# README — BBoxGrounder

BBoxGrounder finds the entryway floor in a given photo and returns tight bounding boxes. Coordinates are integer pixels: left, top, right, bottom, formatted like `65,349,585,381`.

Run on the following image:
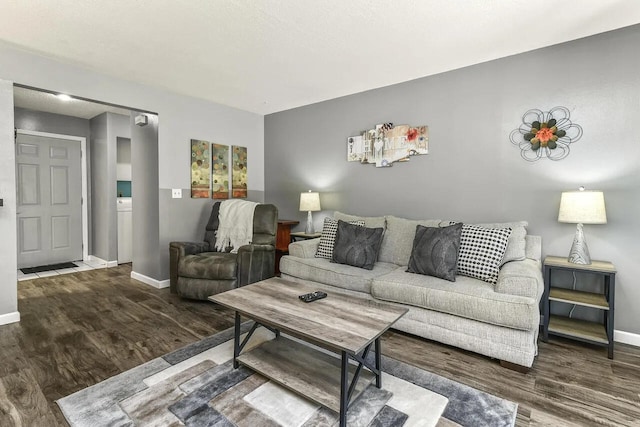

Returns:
17,259,108,281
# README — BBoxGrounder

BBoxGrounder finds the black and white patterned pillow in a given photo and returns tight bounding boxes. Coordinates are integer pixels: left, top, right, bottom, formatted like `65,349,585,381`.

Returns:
315,218,364,259
457,225,512,284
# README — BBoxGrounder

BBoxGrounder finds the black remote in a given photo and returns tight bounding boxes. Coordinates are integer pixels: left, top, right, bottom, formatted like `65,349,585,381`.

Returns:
298,291,327,303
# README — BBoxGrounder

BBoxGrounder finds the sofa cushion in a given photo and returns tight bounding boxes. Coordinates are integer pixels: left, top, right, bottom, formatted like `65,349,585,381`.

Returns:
334,211,387,229
457,225,511,284
371,269,539,330
379,216,441,265
279,255,398,294
407,223,462,282
332,220,384,270
315,218,364,260
178,252,237,280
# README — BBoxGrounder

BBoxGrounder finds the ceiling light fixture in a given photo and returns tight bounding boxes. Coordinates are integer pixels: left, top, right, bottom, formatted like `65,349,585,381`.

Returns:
56,94,72,101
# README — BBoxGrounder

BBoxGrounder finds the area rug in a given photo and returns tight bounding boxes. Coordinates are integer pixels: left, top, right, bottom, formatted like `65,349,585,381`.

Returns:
20,261,78,274
57,324,517,427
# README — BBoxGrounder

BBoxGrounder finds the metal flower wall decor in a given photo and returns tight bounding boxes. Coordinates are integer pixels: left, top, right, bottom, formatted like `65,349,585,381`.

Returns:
510,107,583,161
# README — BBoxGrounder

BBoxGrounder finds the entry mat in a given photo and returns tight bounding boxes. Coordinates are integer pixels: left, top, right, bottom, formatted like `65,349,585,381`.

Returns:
20,262,78,274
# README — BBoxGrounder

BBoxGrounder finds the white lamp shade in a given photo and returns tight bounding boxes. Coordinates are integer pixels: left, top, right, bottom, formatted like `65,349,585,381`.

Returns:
299,191,321,212
558,191,607,224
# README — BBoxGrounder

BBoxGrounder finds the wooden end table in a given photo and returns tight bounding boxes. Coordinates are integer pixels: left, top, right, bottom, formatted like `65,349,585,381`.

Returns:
542,256,616,358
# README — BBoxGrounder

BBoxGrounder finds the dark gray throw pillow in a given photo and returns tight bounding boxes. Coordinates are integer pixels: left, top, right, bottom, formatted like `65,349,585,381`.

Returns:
332,220,384,270
407,223,463,282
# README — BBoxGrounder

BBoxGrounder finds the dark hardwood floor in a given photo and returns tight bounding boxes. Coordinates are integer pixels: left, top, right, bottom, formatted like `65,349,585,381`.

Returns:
1,265,638,426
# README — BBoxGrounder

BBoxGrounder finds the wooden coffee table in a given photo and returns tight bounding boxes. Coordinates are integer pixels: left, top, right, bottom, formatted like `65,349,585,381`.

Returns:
209,277,408,427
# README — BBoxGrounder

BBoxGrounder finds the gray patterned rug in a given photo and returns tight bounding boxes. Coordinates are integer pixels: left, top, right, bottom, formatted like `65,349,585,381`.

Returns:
57,324,517,426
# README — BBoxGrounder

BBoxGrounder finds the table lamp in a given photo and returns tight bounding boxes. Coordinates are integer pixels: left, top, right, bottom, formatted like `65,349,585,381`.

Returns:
299,191,321,234
557,188,607,264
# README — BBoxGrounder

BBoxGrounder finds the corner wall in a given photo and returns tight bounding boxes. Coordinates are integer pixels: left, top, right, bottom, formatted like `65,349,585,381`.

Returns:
265,25,640,336
0,79,18,324
0,41,264,313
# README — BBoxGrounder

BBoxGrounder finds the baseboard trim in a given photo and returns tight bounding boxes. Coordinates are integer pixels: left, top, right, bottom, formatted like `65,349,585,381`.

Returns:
86,255,117,268
0,311,20,326
131,271,170,289
614,330,640,347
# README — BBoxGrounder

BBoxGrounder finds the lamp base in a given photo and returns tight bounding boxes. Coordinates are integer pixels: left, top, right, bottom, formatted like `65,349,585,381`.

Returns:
305,210,314,234
568,223,591,265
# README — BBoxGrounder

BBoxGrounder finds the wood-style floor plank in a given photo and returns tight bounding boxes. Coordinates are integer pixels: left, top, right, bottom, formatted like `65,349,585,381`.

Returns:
0,264,638,426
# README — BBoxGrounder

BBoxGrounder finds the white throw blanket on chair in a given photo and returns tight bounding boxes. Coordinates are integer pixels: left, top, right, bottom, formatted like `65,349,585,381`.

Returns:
215,199,259,253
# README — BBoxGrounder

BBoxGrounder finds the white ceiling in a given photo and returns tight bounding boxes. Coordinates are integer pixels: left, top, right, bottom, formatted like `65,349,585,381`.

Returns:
13,86,131,119
2,0,640,115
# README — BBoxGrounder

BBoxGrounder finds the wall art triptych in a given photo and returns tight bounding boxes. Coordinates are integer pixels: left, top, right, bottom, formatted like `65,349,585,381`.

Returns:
190,139,247,199
190,139,210,198
232,145,248,198
211,143,230,199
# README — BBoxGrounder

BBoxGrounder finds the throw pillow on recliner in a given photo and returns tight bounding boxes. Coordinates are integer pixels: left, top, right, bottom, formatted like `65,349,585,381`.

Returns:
331,220,384,270
407,223,462,282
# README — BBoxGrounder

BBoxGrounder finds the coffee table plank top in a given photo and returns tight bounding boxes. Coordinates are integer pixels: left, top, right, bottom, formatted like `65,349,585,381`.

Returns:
209,277,407,354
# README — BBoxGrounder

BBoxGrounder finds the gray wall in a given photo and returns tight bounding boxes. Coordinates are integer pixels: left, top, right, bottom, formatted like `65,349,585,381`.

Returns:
14,107,91,138
89,113,109,260
0,80,17,319
90,112,133,262
265,25,640,336
131,112,160,278
0,39,264,322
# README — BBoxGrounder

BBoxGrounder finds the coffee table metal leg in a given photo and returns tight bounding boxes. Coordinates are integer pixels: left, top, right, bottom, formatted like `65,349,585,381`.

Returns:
339,350,348,427
375,337,382,388
233,311,241,369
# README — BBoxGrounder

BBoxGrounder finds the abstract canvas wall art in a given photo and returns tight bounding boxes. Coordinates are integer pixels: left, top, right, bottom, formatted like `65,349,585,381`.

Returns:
211,143,230,199
347,123,429,167
232,145,247,198
190,139,210,198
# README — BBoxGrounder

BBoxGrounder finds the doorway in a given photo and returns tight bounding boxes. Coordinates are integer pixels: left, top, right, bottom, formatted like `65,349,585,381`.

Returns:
15,130,89,268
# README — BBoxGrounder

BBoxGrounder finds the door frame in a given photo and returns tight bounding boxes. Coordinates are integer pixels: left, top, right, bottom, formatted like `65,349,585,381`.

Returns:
15,129,89,262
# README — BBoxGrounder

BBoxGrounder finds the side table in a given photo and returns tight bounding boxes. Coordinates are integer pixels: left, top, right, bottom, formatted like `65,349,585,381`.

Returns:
275,220,299,275
290,231,322,242
542,256,616,358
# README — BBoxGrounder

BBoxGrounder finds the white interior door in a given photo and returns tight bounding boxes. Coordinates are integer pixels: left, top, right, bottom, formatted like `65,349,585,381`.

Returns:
16,133,82,268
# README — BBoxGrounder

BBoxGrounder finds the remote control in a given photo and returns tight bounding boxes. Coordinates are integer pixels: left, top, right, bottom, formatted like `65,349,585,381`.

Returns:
298,291,327,303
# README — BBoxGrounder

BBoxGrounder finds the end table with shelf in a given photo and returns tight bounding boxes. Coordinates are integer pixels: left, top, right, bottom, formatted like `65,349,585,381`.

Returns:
290,231,322,241
542,256,616,358
275,220,299,275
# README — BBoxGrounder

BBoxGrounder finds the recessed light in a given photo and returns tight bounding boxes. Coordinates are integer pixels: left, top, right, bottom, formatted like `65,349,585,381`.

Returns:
56,94,72,101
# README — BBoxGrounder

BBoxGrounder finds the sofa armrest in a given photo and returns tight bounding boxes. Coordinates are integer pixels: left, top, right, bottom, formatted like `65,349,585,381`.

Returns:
237,244,276,286
495,258,544,300
288,238,320,259
170,241,210,257
169,241,209,293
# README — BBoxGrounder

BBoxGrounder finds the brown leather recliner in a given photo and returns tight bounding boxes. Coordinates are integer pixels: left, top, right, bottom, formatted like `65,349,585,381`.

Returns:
169,202,278,300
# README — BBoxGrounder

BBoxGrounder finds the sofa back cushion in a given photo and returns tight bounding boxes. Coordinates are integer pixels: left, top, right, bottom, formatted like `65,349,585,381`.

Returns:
379,215,441,265
333,211,387,230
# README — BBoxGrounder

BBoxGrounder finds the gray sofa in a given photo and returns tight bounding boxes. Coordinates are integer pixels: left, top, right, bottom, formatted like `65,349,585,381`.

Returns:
280,212,544,369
